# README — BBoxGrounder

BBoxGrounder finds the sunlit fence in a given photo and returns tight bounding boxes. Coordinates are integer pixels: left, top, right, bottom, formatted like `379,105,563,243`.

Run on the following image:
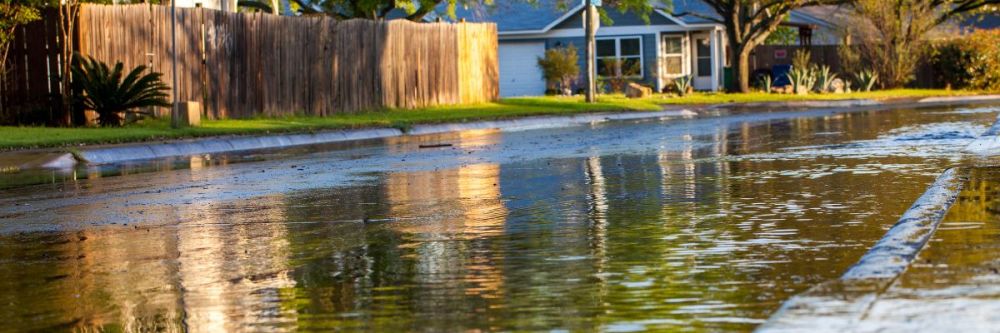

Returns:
1,4,498,124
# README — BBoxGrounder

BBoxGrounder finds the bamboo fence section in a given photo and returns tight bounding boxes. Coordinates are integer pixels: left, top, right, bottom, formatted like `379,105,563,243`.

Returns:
3,4,498,122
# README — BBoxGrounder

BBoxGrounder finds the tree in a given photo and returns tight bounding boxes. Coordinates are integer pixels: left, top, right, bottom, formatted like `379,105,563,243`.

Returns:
673,0,845,93
841,0,999,88
0,2,40,80
537,44,580,95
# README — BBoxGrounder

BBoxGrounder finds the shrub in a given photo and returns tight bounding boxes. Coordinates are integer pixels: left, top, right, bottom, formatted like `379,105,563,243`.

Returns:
854,69,879,92
787,66,817,95
671,75,693,96
791,49,812,71
72,55,171,126
814,65,838,93
928,30,1000,92
537,44,579,96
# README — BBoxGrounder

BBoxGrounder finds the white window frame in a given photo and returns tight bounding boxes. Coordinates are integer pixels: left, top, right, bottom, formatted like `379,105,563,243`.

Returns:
595,36,644,79
660,35,684,76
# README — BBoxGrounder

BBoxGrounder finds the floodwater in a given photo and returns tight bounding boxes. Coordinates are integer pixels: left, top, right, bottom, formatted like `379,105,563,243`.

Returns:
1,104,998,332
825,166,1000,331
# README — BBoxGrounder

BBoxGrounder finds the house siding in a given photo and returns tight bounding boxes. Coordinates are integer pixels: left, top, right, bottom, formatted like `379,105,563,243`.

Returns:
544,33,658,89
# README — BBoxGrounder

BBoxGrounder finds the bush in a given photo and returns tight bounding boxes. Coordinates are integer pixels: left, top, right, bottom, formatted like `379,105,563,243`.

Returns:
537,44,580,96
72,55,171,126
928,30,1000,92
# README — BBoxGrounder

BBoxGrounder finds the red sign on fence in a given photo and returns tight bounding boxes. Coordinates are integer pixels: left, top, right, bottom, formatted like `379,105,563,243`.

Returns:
774,49,788,59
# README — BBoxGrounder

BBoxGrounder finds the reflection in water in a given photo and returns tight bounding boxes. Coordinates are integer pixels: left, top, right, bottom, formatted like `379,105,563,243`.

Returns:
0,105,998,332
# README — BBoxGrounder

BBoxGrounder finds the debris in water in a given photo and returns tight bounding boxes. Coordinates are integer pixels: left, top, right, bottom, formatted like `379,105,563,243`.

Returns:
419,143,453,148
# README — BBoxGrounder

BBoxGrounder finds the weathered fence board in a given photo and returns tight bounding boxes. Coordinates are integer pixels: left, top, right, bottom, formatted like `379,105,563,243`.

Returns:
2,4,498,123
0,8,62,124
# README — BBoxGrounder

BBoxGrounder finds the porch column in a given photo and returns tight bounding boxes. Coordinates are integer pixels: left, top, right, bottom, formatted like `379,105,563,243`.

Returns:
709,28,720,92
655,33,663,92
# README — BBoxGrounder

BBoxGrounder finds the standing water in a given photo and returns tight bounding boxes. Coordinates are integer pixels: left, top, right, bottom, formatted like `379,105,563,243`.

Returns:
1,104,998,332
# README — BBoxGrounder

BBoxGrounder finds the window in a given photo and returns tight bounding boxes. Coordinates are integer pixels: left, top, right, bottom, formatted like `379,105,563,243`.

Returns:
696,38,711,77
596,37,643,78
661,35,683,75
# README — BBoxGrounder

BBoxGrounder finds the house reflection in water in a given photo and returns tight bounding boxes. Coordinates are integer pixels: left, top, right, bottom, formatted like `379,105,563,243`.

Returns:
384,129,508,301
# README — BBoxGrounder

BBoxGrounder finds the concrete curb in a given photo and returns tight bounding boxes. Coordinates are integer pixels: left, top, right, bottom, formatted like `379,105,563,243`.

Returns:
840,167,965,279
757,168,967,332
17,94,1000,168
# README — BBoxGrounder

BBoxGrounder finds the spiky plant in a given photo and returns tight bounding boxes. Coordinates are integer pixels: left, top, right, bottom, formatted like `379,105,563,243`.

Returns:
814,65,838,93
72,55,171,126
855,69,879,92
673,75,693,97
787,67,817,95
760,74,773,94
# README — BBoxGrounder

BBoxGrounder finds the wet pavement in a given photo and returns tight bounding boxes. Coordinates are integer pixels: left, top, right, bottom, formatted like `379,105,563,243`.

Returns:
1,104,999,332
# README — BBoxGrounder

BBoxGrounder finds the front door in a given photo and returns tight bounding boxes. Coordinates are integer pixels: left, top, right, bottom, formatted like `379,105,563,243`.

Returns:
692,34,712,90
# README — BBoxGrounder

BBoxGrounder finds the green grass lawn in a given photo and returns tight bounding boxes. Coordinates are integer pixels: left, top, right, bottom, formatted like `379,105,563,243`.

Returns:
0,89,987,150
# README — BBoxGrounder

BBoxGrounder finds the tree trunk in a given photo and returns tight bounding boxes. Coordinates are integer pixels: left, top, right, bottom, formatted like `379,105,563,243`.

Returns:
732,47,752,93
584,3,595,103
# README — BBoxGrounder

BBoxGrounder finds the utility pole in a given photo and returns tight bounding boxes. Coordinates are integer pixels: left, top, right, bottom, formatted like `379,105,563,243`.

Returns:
584,0,596,103
170,0,179,128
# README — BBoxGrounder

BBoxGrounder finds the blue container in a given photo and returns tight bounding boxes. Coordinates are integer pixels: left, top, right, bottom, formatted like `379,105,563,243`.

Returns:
771,64,793,87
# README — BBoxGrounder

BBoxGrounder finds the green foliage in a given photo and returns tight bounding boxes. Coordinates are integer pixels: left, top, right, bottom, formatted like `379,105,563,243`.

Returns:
671,75,692,97
791,49,812,71
845,0,999,89
760,74,773,93
787,66,817,95
0,90,980,149
0,3,41,73
765,26,797,46
815,65,838,93
854,69,879,92
537,44,579,96
837,42,862,77
600,58,641,93
928,30,1000,92
72,55,171,127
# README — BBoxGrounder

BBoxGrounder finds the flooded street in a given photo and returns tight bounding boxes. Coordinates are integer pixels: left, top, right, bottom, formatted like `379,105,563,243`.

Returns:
2,104,998,332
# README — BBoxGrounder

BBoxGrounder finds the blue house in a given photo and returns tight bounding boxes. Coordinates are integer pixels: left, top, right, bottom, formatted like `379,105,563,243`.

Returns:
450,0,834,97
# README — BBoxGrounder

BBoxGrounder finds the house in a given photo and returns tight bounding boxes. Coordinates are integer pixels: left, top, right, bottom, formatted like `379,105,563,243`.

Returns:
173,0,237,12
450,0,835,97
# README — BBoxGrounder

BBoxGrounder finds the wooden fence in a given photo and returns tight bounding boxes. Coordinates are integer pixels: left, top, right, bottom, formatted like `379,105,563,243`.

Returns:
749,45,940,88
750,45,842,74
1,4,498,123
0,8,63,125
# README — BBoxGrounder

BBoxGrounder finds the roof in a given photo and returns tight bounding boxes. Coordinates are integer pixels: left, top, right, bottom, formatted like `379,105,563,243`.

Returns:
960,13,1000,30
447,0,837,34
450,1,583,32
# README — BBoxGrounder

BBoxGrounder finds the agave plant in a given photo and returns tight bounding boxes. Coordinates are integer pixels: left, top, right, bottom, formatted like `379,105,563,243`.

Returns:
855,69,879,92
72,55,171,126
673,75,693,97
814,65,838,93
760,74,774,94
787,67,817,95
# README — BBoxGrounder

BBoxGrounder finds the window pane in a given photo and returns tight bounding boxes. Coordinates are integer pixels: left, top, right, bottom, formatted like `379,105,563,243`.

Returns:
696,38,710,55
596,40,616,57
697,58,711,77
620,38,641,57
663,37,682,54
597,58,613,76
664,56,682,74
621,58,641,76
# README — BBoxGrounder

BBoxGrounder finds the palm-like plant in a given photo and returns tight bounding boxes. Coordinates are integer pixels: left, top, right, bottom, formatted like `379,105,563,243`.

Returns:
672,75,693,97
854,69,879,92
72,55,171,126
